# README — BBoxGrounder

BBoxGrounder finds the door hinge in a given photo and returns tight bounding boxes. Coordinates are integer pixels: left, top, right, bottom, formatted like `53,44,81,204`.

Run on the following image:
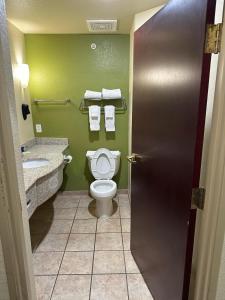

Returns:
191,188,205,210
205,23,223,54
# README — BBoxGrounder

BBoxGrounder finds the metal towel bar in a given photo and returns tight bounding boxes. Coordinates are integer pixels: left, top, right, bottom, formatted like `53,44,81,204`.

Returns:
79,97,127,114
33,99,71,105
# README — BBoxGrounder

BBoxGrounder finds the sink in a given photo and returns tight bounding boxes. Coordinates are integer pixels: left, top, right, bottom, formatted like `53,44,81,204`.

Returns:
23,158,50,169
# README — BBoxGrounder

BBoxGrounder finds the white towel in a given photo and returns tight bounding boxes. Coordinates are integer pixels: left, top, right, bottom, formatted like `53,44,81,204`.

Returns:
89,105,100,131
84,90,102,100
104,105,115,132
102,88,122,100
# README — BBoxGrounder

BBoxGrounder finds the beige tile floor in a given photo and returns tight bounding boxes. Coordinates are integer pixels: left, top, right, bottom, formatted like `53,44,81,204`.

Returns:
29,192,154,300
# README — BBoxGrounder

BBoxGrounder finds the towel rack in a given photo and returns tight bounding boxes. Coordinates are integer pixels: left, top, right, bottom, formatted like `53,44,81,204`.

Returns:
33,99,71,105
79,97,127,114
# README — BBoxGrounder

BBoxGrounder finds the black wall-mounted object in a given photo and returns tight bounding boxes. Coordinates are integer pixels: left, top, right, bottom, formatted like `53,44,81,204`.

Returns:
21,104,30,120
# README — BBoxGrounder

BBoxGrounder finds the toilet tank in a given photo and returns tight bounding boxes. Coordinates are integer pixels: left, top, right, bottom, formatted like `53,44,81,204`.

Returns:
111,151,120,175
86,149,121,177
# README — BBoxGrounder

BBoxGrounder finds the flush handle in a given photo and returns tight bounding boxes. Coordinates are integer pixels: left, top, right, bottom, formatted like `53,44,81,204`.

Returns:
127,153,142,164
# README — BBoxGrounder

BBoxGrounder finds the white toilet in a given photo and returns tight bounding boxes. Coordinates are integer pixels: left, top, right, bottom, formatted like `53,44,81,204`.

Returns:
86,148,121,218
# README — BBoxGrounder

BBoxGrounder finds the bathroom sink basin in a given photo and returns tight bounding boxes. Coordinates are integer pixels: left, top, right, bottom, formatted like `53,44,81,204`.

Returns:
23,158,50,169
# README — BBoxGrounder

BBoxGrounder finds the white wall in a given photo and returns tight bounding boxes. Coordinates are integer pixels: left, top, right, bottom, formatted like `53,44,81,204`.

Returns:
7,22,34,145
128,5,164,195
0,239,9,300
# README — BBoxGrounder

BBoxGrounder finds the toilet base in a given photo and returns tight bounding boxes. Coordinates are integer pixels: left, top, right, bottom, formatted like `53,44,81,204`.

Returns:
95,197,113,218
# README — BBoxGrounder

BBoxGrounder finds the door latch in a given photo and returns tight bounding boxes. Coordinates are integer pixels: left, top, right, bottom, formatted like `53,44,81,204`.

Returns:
191,188,205,210
127,153,143,164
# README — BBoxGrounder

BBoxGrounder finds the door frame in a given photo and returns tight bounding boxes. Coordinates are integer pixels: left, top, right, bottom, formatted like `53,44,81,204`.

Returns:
0,0,36,299
1,0,225,298
193,4,225,299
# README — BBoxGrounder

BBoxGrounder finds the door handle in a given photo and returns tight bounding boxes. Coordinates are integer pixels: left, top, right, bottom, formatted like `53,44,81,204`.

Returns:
127,153,142,164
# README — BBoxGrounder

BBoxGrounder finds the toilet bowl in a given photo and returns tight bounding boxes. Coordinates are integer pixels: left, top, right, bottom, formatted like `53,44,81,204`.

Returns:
90,180,117,217
86,148,120,218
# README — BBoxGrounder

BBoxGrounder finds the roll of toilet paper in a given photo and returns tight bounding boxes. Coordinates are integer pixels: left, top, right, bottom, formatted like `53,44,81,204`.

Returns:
63,155,73,164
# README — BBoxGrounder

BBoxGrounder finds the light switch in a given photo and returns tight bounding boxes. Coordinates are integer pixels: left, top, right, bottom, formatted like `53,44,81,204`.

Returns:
36,124,42,133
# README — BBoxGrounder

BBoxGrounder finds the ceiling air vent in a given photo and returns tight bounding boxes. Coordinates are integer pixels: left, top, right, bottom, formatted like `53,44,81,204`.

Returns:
87,20,118,32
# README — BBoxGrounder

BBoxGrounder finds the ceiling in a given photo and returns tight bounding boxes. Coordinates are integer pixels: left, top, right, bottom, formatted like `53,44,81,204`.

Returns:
6,0,166,34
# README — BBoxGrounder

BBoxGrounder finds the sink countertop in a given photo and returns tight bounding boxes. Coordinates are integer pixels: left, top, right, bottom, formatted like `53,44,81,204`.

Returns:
23,143,68,191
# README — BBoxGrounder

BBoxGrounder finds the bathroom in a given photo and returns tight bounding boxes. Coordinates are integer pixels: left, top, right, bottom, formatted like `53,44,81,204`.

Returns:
1,0,225,299
3,1,156,299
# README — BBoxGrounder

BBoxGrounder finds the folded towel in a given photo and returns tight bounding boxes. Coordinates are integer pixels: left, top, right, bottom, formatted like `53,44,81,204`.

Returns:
84,90,102,100
89,105,100,131
102,88,122,100
104,105,115,132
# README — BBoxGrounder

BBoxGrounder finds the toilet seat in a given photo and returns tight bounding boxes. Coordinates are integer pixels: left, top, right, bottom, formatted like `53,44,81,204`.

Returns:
90,180,117,198
91,148,115,180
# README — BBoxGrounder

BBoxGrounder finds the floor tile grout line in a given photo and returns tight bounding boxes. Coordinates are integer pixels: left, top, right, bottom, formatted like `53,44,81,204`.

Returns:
35,249,127,253
119,202,130,300
49,197,80,299
35,271,140,276
33,194,130,299
89,209,98,300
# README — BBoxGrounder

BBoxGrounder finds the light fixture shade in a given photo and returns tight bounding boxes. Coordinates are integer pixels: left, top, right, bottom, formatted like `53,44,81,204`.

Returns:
18,64,30,88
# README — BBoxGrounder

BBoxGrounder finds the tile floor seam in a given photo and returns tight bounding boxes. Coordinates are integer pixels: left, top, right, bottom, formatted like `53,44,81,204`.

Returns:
89,212,98,300
119,205,130,300
50,198,80,299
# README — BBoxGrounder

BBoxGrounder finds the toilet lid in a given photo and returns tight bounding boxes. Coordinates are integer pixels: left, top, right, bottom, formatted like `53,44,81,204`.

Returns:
91,148,115,180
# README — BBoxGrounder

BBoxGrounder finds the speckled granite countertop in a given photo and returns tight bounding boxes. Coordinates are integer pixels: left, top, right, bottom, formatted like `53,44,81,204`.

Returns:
23,140,68,191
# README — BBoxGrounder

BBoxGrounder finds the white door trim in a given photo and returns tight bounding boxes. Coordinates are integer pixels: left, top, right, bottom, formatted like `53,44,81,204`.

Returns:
0,1,36,299
194,4,225,299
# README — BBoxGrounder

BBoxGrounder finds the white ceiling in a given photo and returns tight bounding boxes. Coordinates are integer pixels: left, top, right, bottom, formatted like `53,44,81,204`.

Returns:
6,0,166,34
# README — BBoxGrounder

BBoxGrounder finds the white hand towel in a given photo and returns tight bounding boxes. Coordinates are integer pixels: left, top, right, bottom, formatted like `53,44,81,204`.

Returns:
89,105,100,131
84,90,102,100
104,105,115,132
102,88,122,100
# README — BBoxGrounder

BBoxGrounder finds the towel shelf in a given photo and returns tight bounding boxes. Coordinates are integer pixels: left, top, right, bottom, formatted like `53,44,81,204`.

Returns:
79,97,127,114
33,99,71,105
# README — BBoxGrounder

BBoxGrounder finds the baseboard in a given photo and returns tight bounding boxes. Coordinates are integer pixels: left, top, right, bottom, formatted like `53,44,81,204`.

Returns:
59,188,128,196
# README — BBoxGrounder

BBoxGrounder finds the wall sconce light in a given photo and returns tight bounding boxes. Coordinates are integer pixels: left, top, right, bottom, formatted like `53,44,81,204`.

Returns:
18,64,30,88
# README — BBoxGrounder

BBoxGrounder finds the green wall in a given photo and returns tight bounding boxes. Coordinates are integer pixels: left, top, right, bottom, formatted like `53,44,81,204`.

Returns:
25,34,130,191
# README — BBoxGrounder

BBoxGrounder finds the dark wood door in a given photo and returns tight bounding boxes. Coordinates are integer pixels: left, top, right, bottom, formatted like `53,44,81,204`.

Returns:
131,0,216,299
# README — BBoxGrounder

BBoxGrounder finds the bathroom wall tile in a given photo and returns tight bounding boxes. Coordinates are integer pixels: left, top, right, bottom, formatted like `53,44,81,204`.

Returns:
119,206,131,218
93,251,125,274
75,207,96,219
121,219,130,233
66,234,95,251
72,219,97,233
122,233,130,251
53,196,79,208
35,275,56,300
33,252,63,275
97,218,121,233
59,252,93,275
124,251,140,274
54,208,77,220
36,137,68,146
95,233,123,250
127,274,153,300
35,234,69,252
52,275,91,300
90,274,128,300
